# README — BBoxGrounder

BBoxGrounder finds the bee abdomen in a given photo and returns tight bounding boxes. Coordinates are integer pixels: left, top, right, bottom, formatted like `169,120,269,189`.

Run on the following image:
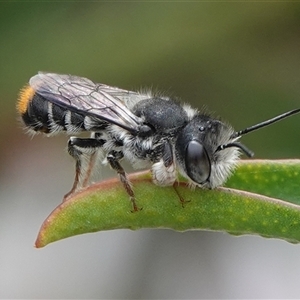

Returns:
17,85,107,134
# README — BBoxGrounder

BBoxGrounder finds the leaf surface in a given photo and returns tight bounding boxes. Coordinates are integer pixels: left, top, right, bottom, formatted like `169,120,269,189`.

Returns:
36,159,300,247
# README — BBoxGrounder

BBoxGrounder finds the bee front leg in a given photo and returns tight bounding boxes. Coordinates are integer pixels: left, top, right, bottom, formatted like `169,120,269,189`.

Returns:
64,135,106,201
152,141,176,186
106,150,139,212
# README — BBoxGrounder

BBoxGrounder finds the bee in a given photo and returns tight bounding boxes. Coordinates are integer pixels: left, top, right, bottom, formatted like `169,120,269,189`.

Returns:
17,72,300,211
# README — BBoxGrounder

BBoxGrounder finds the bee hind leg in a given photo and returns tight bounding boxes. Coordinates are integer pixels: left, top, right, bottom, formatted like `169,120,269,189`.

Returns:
63,135,106,201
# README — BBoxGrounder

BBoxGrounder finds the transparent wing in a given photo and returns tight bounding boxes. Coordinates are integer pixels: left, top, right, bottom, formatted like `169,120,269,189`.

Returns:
29,72,148,133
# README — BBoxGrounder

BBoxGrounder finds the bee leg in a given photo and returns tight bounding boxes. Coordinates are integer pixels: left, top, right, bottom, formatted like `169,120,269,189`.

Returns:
152,141,176,186
107,150,139,212
172,183,190,208
162,140,173,168
162,141,190,207
64,136,106,201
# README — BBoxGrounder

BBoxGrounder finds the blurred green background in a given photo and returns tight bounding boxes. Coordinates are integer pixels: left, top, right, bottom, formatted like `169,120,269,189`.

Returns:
1,2,300,298
3,3,300,161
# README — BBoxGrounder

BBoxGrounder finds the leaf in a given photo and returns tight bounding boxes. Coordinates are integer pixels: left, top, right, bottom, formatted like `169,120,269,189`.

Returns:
35,159,300,247
225,159,300,204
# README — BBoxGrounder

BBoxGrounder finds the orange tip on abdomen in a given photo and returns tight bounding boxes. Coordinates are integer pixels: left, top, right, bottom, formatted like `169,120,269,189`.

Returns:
17,85,35,115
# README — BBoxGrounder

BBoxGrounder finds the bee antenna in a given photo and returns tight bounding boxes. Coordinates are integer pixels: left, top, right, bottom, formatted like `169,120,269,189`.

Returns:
231,108,300,139
216,142,254,157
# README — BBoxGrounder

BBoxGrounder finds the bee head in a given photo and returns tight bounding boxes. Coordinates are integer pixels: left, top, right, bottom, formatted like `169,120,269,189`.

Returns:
175,115,246,188
175,108,300,188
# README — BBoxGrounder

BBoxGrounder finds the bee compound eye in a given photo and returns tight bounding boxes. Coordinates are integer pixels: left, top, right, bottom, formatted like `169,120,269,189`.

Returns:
185,140,211,184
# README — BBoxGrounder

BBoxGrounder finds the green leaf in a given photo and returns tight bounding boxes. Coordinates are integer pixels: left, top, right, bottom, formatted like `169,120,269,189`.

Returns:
226,159,300,204
35,159,300,248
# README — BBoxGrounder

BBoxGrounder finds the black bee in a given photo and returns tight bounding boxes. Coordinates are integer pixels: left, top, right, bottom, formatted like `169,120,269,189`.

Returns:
17,72,300,211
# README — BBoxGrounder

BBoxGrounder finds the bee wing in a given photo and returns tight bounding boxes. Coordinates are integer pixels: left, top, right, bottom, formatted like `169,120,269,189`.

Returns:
29,72,148,133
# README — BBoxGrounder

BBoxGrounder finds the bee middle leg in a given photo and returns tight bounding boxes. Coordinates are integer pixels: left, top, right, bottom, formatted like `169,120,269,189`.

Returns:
64,135,106,201
106,150,139,212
